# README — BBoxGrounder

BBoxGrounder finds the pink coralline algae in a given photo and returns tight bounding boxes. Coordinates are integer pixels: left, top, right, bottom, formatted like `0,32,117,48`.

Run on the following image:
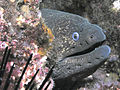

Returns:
0,0,54,90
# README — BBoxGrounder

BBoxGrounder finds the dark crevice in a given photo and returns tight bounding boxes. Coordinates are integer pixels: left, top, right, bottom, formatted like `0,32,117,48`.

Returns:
66,41,105,58
88,61,92,64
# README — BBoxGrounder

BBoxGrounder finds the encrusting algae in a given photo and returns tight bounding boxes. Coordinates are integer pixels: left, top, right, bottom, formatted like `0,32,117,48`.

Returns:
0,0,54,90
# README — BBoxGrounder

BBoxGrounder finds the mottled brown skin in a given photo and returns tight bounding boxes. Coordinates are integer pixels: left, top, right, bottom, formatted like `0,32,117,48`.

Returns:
41,9,111,80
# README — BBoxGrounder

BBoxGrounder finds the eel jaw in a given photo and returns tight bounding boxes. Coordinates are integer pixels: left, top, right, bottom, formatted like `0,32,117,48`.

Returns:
52,45,111,80
64,41,105,59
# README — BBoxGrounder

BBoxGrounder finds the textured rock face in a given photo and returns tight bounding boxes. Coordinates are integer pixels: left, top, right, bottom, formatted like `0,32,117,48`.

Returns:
40,0,88,16
40,0,73,10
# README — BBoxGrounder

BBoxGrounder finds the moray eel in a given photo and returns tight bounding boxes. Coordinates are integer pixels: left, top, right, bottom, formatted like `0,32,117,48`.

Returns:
41,9,111,80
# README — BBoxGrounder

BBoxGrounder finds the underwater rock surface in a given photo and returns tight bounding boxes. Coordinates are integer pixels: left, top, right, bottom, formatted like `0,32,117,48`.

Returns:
1,0,119,89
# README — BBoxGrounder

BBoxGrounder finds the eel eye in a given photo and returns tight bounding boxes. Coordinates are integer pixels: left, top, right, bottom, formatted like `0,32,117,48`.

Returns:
72,32,79,41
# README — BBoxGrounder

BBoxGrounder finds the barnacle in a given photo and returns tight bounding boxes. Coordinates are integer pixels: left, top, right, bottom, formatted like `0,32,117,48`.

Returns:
112,0,120,12
10,0,15,3
16,15,25,26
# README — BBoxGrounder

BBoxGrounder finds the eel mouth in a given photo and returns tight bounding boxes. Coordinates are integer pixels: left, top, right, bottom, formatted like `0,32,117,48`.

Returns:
66,41,105,58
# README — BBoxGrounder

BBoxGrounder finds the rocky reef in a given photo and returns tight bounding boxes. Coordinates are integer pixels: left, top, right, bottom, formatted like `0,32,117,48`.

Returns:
0,0,120,90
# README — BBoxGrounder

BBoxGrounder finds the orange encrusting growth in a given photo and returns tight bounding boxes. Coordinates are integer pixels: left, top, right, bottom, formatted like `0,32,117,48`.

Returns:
38,48,47,56
42,23,54,43
24,0,27,3
38,23,54,56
